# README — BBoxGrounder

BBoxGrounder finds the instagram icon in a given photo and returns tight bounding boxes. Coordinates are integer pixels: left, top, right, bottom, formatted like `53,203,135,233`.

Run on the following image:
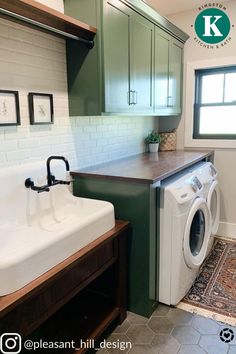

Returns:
0,333,22,354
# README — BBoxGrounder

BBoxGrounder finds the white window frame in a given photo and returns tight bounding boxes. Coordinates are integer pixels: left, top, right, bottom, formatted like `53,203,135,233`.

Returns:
184,56,236,149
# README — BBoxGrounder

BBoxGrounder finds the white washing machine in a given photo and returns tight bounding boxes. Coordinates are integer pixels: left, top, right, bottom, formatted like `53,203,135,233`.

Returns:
158,169,211,306
189,162,220,253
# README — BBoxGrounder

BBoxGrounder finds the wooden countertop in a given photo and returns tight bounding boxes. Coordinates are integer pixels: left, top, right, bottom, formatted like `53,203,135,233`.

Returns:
71,150,214,184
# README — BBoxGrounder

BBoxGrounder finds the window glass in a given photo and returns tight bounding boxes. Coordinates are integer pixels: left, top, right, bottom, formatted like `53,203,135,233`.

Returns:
199,106,236,135
201,74,224,104
194,66,236,139
225,73,236,103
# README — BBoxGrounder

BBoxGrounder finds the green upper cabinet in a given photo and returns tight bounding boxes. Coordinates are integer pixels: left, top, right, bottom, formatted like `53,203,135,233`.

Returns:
130,13,154,113
169,39,183,115
154,28,170,114
64,0,188,116
154,27,183,116
104,1,154,114
103,0,131,113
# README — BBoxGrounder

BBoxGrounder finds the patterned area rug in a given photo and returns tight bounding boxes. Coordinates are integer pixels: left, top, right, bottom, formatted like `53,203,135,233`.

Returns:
178,238,236,326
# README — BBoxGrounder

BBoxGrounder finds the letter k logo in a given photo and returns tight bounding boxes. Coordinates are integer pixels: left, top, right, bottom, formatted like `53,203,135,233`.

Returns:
203,16,223,37
194,8,230,45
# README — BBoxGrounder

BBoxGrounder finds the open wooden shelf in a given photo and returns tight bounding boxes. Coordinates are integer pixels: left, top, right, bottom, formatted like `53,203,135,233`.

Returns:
26,288,120,353
0,0,96,45
75,307,120,354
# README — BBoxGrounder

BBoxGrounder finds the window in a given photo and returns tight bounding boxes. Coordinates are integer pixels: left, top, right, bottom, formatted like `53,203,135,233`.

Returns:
193,66,236,139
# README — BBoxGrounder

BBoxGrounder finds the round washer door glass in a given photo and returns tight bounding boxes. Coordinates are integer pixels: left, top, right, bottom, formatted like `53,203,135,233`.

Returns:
183,197,211,269
189,209,205,256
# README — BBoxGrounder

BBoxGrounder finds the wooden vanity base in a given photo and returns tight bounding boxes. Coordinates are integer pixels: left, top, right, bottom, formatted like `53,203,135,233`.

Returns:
0,220,129,353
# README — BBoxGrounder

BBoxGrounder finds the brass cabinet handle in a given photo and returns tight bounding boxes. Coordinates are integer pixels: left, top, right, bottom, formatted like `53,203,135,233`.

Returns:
133,90,137,105
167,95,174,107
128,90,132,105
129,90,137,105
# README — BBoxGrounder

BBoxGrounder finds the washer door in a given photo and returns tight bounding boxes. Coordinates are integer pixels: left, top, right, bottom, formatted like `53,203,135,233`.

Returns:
183,197,211,269
207,181,220,235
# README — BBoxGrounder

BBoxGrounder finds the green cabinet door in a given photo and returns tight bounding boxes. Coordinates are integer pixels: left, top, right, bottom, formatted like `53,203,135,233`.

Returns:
154,27,170,115
130,13,154,113
154,26,183,116
169,39,183,115
103,0,132,113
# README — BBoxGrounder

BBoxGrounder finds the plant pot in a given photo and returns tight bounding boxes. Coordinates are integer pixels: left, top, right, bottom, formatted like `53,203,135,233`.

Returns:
149,143,159,153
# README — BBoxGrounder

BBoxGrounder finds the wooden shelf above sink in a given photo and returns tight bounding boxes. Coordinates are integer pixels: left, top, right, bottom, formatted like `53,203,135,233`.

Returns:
0,0,97,47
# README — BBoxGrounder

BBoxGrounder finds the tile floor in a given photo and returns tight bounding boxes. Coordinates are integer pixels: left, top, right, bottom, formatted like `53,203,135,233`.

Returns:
100,304,236,354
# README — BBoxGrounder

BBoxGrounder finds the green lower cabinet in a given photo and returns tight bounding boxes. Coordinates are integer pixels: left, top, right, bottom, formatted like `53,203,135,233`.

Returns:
73,177,159,317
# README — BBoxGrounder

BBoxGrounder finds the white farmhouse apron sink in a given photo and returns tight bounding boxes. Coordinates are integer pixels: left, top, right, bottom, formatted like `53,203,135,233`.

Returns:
0,162,115,296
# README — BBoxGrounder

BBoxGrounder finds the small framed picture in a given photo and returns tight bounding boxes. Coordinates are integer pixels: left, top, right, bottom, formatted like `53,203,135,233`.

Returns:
28,93,54,125
0,90,20,126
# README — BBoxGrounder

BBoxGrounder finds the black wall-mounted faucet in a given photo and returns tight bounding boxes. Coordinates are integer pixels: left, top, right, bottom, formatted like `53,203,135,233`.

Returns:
25,178,50,193
46,156,70,186
25,156,71,193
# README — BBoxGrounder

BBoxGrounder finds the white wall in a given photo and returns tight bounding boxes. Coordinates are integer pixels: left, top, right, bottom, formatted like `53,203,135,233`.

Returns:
0,16,156,170
168,0,236,238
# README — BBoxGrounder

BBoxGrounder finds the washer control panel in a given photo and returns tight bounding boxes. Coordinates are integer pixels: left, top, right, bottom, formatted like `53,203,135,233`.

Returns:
190,176,202,192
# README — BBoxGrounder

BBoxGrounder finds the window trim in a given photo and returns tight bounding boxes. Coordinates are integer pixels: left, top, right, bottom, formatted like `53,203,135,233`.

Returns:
193,66,236,140
184,57,236,149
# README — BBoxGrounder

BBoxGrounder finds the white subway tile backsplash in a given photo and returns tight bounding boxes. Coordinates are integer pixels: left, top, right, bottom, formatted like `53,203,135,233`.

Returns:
6,150,30,161
83,126,97,133
0,140,18,152
30,146,52,159
0,18,157,170
0,153,5,162
18,138,40,149
4,127,29,140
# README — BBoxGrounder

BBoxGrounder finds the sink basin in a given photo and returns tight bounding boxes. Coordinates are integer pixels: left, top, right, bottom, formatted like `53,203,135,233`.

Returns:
0,162,115,296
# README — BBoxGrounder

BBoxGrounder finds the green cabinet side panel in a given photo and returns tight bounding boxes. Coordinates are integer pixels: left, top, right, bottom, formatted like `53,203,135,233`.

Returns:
103,0,131,113
65,0,103,116
73,177,158,317
130,13,154,113
66,39,101,116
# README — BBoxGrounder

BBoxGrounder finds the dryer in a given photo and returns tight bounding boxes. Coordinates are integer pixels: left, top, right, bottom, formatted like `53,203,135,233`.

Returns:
189,162,220,252
158,169,211,306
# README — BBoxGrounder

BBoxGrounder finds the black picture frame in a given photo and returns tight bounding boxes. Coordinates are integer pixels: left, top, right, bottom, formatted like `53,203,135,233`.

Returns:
28,92,54,125
0,90,21,126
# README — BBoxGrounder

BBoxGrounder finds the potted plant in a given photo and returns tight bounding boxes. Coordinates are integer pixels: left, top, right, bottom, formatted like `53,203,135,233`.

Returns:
145,131,161,153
